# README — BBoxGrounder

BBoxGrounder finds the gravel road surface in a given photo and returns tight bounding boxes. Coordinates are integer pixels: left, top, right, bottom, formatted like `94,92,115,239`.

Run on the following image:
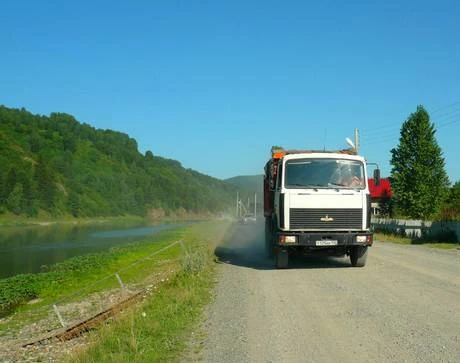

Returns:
192,221,460,363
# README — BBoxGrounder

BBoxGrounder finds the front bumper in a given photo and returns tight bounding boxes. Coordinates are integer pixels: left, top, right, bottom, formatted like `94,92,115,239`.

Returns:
276,231,373,247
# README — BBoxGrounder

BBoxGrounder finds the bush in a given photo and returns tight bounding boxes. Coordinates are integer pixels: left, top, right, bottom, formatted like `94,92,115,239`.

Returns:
439,207,460,221
0,252,111,316
0,274,41,316
180,243,208,274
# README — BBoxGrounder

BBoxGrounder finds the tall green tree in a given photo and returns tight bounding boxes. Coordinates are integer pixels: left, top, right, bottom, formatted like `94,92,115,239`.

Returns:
390,105,449,219
35,156,57,211
6,183,23,215
67,191,81,217
0,173,6,208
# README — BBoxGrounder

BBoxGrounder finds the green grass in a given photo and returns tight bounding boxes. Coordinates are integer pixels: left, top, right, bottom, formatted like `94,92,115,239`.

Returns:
68,220,230,362
420,243,460,250
374,232,411,245
69,263,213,362
374,232,459,249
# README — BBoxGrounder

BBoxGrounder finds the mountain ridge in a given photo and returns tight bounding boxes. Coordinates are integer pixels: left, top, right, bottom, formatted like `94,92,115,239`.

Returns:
225,174,264,194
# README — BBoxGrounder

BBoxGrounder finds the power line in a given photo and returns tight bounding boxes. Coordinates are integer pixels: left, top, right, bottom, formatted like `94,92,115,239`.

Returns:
362,101,459,134
358,103,460,145
431,108,460,121
360,122,397,135
363,130,400,142
429,101,460,115
361,127,398,137
361,114,459,143
437,119,460,129
362,138,397,146
361,134,400,146
433,110,460,124
361,120,459,148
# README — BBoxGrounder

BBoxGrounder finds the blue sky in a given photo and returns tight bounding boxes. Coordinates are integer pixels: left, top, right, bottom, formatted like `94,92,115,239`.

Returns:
1,0,459,182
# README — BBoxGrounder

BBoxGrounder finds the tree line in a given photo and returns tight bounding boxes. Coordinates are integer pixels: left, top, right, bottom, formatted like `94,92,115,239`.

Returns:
0,106,239,218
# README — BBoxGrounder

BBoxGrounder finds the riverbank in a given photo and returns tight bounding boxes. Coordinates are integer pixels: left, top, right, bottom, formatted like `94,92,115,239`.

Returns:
0,220,233,362
0,211,229,228
0,220,193,279
0,213,147,228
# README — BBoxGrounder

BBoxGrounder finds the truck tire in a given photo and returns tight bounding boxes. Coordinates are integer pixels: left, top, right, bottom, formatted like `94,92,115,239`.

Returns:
276,249,289,269
350,246,368,267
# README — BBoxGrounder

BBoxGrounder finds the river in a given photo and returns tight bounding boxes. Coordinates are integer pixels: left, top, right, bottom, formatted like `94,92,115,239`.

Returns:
0,222,183,279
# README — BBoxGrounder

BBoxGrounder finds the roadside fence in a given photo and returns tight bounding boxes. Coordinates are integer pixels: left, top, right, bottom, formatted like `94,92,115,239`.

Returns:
3,240,183,346
371,218,460,242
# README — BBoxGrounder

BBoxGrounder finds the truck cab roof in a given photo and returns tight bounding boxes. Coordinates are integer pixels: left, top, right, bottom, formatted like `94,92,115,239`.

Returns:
281,152,365,163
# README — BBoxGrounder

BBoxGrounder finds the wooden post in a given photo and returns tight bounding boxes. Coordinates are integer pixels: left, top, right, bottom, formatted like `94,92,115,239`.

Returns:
53,304,66,328
115,273,127,293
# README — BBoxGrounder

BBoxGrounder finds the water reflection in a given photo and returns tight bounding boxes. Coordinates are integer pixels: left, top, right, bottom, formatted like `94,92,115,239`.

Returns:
0,222,182,278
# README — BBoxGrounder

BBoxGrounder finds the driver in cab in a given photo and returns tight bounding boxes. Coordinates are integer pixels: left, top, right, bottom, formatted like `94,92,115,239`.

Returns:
331,164,364,188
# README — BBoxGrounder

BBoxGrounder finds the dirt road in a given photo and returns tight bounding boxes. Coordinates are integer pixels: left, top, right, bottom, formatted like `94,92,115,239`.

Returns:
194,221,460,363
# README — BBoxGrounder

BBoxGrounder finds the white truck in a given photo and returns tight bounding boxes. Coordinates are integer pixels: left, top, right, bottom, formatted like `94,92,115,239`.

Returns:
264,148,380,268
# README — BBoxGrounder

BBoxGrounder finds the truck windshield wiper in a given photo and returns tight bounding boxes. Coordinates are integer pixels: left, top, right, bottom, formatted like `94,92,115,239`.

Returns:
328,182,346,187
327,183,362,190
288,183,325,188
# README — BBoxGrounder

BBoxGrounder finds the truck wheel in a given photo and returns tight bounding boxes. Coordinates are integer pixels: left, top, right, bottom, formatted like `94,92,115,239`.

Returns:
265,236,274,258
276,249,289,269
350,246,368,267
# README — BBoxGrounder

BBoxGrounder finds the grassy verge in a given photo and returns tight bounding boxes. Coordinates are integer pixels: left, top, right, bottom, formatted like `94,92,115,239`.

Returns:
374,232,459,249
68,220,230,362
422,243,460,250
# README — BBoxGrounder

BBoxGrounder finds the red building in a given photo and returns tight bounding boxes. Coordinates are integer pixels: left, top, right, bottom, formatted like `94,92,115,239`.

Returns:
368,178,392,199
368,178,392,215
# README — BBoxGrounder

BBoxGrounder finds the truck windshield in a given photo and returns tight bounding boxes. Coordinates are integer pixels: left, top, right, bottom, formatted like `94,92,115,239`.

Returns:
284,159,365,189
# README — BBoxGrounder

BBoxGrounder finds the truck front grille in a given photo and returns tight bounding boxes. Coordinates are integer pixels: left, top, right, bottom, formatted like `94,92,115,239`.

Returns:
289,208,362,230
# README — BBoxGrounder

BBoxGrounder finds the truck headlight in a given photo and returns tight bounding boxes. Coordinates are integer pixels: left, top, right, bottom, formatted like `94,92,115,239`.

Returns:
356,235,367,243
280,235,297,243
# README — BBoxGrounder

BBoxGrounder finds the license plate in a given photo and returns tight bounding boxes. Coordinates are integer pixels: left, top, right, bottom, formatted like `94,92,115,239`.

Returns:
316,240,338,246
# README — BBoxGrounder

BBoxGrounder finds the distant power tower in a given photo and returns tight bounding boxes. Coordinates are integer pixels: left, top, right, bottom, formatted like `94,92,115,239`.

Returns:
235,192,257,219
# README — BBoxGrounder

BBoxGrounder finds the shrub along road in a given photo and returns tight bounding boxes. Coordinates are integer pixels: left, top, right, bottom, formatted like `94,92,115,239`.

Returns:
190,221,460,363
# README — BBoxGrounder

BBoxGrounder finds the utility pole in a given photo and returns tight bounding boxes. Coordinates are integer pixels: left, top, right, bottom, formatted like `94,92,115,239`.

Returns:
254,193,257,220
354,128,360,153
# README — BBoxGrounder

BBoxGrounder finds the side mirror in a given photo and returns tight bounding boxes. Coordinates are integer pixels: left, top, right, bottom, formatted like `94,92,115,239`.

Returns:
373,168,381,186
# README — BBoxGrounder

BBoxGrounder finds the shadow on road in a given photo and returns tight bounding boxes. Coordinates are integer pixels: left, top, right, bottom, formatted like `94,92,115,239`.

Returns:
215,221,352,270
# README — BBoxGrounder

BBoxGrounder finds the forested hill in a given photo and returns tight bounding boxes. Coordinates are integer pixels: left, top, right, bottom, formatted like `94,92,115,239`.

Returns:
0,105,238,218
225,175,264,194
